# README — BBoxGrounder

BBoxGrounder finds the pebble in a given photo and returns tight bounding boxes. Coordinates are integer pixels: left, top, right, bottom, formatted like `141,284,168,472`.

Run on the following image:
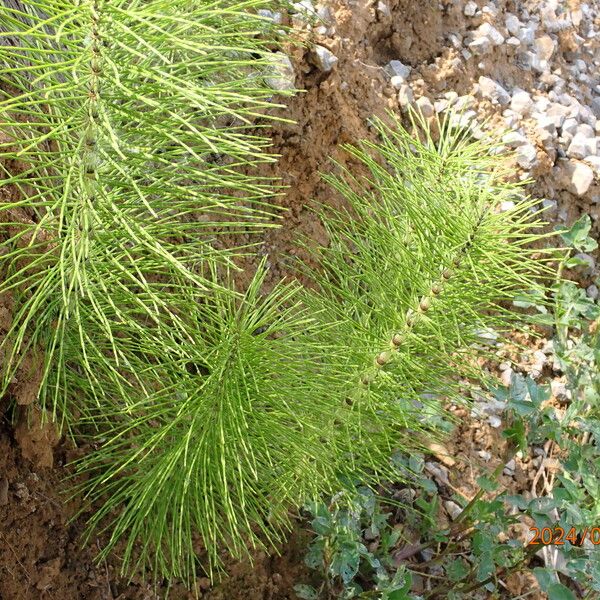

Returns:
478,450,492,461
488,415,502,428
464,1,478,17
503,459,516,476
385,60,411,80
425,462,450,485
587,284,599,300
264,53,295,91
477,22,506,46
511,89,534,115
551,380,570,402
444,500,463,520
516,143,538,170
534,34,556,61
566,161,594,195
415,96,435,118
479,76,511,105
398,84,414,108
567,133,598,159
313,45,338,73
505,13,521,36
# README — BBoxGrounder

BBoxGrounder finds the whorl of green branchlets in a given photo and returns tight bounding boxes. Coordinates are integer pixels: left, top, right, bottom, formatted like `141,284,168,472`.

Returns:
0,0,292,424
300,113,558,428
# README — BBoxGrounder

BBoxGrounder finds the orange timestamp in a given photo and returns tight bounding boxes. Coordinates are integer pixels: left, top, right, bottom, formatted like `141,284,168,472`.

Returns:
528,526,600,546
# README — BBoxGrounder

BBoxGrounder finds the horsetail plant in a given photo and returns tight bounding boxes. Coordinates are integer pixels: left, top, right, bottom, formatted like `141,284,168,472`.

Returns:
0,0,562,592
0,0,294,426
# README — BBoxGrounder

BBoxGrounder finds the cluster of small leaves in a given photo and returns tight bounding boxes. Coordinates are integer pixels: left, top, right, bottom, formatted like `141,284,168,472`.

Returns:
294,489,412,600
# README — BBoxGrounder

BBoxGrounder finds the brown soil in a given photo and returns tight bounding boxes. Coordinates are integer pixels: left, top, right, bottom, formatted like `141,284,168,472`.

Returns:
1,0,597,598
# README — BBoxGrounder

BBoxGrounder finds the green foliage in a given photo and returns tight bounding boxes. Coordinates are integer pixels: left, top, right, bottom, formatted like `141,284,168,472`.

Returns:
0,3,561,587
0,0,293,426
295,491,412,599
296,215,598,599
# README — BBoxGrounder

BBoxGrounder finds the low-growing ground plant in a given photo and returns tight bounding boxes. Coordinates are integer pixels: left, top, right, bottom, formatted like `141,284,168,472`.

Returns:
0,0,564,591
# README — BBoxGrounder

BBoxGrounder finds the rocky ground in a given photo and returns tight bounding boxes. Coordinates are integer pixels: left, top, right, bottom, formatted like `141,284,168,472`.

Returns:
0,0,599,598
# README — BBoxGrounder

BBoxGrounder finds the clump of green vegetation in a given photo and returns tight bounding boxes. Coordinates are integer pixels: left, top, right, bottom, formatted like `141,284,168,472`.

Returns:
0,1,562,590
297,216,599,599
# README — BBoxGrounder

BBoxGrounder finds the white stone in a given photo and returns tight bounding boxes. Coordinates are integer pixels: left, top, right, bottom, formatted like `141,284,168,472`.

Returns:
265,53,295,91
505,13,521,36
489,415,502,428
477,22,505,46
385,60,411,80
507,37,521,47
434,99,449,113
568,162,595,195
377,1,391,17
535,115,558,136
313,45,338,72
502,131,528,147
517,144,538,170
551,380,570,402
478,76,510,105
464,1,478,16
518,25,537,46
468,37,491,55
398,84,413,108
511,89,533,115
444,500,462,520
567,133,598,159
583,155,600,174
562,117,578,137
534,34,556,61
587,285,599,300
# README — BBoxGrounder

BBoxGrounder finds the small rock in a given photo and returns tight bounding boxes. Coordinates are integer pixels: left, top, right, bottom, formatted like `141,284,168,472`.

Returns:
584,155,600,174
502,131,528,147
415,96,435,118
534,34,556,61
488,415,502,428
264,53,295,91
505,13,521,36
542,199,558,218
385,60,411,80
313,45,338,73
551,380,571,402
377,1,391,17
444,500,463,520
478,76,510,105
500,367,513,387
565,161,594,195
511,89,533,115
587,284,599,300
503,459,516,476
507,36,521,47
516,143,538,170
464,1,478,17
567,133,598,159
518,24,537,46
477,22,505,46
398,84,414,108
468,37,491,55
478,450,492,461
425,461,450,485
